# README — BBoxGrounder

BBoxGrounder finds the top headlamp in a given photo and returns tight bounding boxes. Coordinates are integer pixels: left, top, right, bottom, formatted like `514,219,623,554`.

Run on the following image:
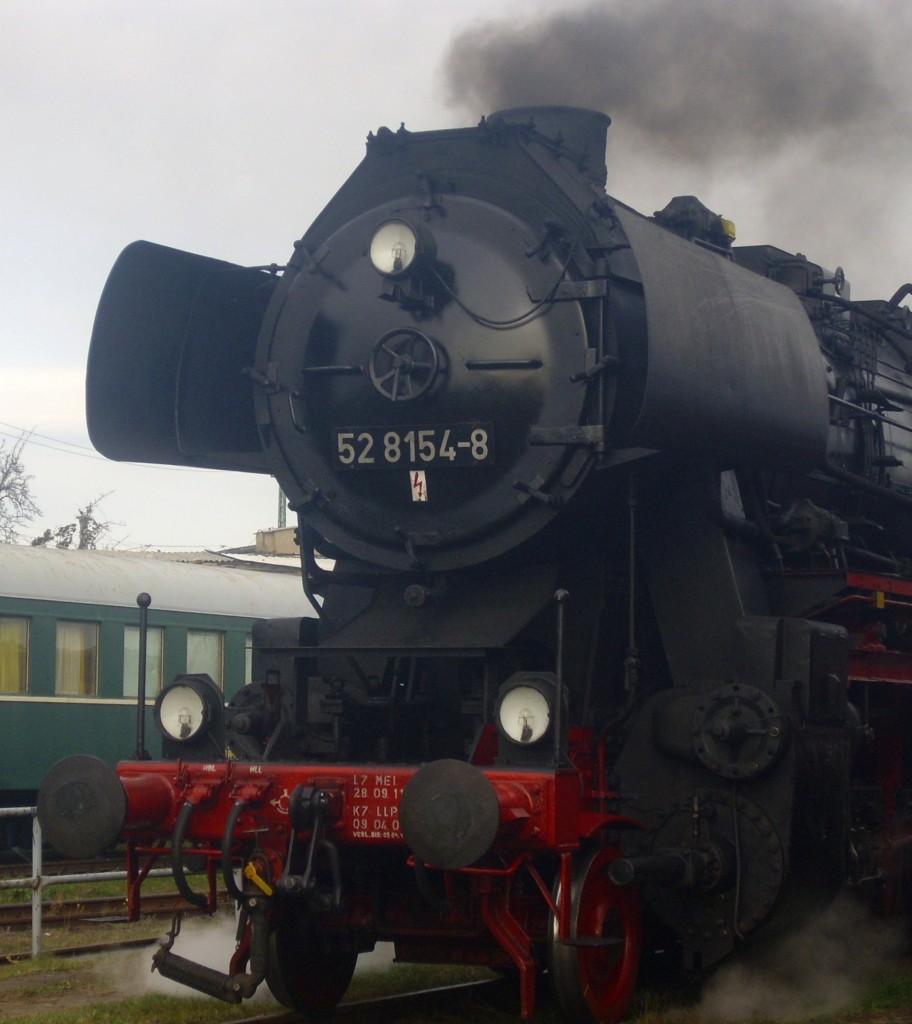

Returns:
368,219,435,277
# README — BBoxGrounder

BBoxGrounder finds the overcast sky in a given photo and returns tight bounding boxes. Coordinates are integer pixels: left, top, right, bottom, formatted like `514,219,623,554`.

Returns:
3,0,910,550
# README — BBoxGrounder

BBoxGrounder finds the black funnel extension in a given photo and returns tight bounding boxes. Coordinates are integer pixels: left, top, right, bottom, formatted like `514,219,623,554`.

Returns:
489,106,610,186
87,241,277,472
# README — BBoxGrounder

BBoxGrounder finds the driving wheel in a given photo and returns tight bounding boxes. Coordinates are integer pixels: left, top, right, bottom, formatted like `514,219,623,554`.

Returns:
547,847,642,1023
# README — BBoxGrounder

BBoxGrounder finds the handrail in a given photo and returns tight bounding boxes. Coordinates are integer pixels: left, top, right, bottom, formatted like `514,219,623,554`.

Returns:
0,806,169,956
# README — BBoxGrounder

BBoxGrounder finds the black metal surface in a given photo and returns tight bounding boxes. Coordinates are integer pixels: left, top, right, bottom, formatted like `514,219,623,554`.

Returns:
321,562,558,650
613,206,830,466
87,240,274,472
488,106,611,186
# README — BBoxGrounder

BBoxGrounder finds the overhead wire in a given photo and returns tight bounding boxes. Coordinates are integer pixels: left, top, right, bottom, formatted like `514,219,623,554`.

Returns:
0,421,231,474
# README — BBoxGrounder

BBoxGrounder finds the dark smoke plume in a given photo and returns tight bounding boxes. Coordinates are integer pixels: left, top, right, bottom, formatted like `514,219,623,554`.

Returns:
442,0,910,163
441,0,912,299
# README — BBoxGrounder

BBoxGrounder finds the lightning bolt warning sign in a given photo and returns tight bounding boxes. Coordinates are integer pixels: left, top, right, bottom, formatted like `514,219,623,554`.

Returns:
410,471,428,502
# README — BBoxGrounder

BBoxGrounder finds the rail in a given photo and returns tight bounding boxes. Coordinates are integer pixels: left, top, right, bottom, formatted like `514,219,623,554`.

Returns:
0,806,170,957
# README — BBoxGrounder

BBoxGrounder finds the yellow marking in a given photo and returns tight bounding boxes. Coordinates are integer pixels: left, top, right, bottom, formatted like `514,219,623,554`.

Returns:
244,862,274,896
876,591,886,610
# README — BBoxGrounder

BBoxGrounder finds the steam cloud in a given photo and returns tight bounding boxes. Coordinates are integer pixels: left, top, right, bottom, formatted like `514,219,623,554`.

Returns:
442,0,910,162
97,911,260,1000
96,914,395,1002
696,896,904,1022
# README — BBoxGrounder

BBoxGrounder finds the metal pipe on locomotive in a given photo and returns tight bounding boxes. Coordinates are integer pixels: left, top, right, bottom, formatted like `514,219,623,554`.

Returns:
38,107,912,1022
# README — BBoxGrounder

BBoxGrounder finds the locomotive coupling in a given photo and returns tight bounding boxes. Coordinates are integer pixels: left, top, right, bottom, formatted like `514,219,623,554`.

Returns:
274,783,343,908
153,898,270,1004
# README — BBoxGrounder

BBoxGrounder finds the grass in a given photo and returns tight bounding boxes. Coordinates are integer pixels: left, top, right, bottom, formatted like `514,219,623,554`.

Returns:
852,964,912,1015
0,869,220,958
0,953,495,1024
0,880,210,959
2,875,910,1024
0,918,165,958
0,952,909,1024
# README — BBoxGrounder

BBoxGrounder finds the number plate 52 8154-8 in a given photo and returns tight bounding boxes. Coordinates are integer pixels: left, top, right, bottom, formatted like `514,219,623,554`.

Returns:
334,424,494,468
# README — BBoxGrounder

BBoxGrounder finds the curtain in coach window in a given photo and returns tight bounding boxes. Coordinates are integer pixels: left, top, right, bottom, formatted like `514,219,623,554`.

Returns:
56,621,98,696
186,630,224,689
0,617,28,694
123,625,164,698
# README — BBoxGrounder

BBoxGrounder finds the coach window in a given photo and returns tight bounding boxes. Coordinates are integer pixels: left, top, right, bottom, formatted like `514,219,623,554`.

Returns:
187,630,224,689
123,625,164,698
56,621,99,696
0,617,29,694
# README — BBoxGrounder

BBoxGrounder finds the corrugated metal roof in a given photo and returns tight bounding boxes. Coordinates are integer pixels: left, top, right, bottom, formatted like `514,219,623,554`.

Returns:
0,544,315,619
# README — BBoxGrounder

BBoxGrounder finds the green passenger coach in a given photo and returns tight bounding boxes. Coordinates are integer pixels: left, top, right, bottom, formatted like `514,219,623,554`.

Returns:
0,544,312,843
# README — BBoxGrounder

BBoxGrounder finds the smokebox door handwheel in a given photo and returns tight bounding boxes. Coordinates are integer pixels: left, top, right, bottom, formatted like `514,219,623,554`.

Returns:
368,328,440,402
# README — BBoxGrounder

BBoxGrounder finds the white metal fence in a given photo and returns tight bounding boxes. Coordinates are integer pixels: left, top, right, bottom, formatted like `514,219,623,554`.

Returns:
0,806,169,957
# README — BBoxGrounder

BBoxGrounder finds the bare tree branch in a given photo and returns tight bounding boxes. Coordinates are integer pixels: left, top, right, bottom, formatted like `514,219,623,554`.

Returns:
76,493,113,549
31,492,114,550
0,433,41,543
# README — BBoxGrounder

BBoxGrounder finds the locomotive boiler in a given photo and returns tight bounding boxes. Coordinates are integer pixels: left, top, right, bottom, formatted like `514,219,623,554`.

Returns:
38,107,912,1022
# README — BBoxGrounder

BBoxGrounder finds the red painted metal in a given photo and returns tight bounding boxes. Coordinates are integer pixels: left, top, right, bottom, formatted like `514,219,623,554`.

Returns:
767,568,912,599
480,883,537,1019
115,737,641,1018
842,571,912,597
121,773,174,828
769,569,912,685
850,648,912,684
114,759,627,855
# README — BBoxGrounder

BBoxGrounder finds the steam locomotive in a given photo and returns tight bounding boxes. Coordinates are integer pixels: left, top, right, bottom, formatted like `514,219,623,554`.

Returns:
38,107,912,1022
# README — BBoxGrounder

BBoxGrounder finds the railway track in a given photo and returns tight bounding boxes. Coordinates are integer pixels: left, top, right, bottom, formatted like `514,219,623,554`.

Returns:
208,978,512,1024
0,857,124,879
0,890,231,927
0,935,160,965
1,852,232,929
